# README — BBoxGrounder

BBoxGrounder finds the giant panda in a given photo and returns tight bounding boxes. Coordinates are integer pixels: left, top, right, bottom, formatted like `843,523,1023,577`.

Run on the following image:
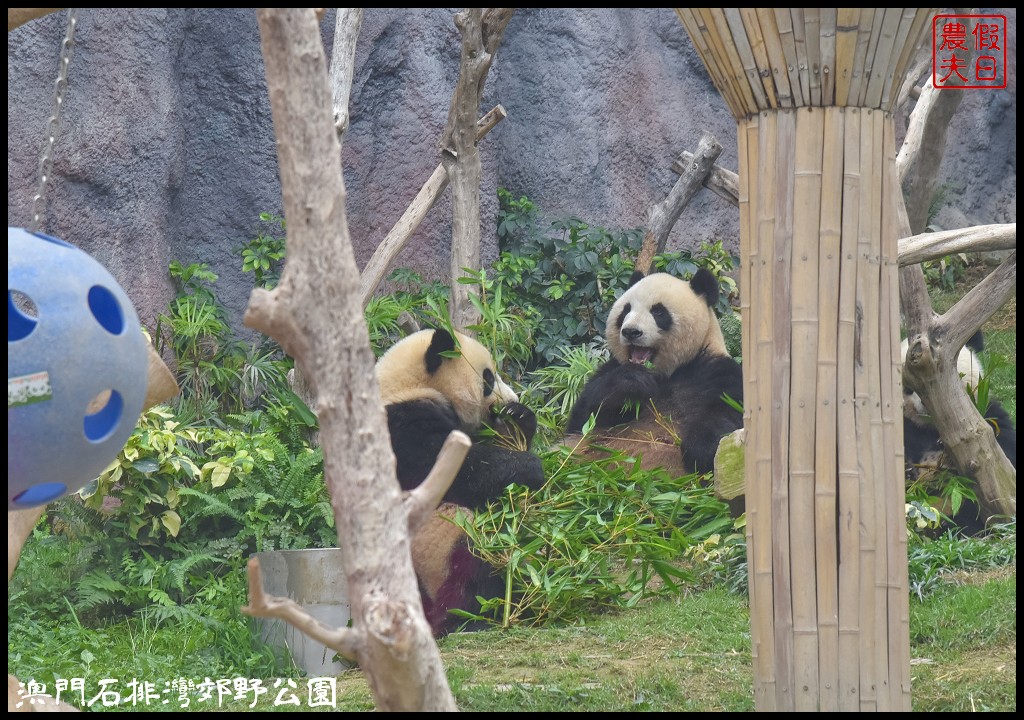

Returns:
375,327,545,635
901,332,1016,480
565,268,744,478
901,332,1016,533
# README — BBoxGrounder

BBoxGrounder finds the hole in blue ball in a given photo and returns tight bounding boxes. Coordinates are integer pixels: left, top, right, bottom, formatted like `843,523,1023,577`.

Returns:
84,389,124,442
14,482,69,507
88,285,125,335
8,290,38,342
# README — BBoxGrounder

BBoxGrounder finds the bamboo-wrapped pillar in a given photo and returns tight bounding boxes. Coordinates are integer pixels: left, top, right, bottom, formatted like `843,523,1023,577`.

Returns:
676,9,936,712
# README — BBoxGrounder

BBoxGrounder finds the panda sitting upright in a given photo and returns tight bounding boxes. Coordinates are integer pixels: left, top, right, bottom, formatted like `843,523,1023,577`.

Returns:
566,268,744,478
375,327,545,635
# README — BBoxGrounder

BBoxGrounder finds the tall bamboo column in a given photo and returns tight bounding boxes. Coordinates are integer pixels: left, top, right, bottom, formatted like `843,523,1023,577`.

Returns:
676,9,935,712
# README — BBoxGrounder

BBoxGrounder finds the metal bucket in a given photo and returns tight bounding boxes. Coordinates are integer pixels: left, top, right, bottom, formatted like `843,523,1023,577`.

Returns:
252,548,353,676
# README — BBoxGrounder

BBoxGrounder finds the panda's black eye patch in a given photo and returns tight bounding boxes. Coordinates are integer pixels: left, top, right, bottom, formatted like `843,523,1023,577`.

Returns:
615,303,631,329
651,303,672,331
483,368,495,397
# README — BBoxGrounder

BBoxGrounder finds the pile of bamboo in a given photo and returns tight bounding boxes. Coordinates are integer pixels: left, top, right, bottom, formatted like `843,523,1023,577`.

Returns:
676,8,937,712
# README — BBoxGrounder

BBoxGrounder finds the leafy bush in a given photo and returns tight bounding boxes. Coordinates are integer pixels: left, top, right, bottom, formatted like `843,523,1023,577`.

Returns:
494,188,740,366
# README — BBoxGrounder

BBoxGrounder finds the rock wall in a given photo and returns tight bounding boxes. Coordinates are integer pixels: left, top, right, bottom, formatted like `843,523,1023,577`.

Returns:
7,8,1016,335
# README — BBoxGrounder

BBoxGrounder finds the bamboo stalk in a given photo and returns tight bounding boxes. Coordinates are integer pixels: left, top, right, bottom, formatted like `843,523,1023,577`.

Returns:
814,105,844,712
770,109,795,712
820,9,838,105
881,116,912,712
705,9,758,117
737,114,759,703
803,9,822,106
849,9,877,107
723,9,766,112
836,107,862,712
854,109,880,711
881,8,922,112
864,7,902,109
739,8,778,109
753,111,779,711
678,8,741,118
889,10,933,113
790,107,823,711
834,9,861,106
790,9,810,106
756,9,794,107
774,9,805,106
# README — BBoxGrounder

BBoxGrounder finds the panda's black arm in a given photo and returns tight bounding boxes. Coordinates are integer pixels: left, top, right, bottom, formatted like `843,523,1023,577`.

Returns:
566,360,660,433
386,399,545,509
448,443,545,509
670,356,744,476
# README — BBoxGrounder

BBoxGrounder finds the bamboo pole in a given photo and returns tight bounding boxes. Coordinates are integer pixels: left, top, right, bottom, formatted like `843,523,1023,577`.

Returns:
757,9,794,108
709,8,758,114
854,110,882,711
774,9,806,106
889,10,932,113
769,109,795,712
804,9,822,106
753,110,778,711
863,8,901,110
849,9,877,107
790,107,824,712
819,9,838,105
739,8,779,109
724,8,767,111
881,8,921,111
836,107,862,712
814,105,844,713
677,9,742,117
881,117,912,711
834,9,860,106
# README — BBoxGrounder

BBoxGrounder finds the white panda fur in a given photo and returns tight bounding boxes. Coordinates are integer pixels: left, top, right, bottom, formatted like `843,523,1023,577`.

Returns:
376,328,545,636
900,337,983,429
565,269,744,479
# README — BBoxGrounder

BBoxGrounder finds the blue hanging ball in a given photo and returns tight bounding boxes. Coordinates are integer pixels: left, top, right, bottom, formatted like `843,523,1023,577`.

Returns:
8,227,149,510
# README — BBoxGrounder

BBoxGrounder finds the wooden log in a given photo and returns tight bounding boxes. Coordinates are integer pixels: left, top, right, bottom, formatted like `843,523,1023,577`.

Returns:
898,223,1017,266
671,151,739,206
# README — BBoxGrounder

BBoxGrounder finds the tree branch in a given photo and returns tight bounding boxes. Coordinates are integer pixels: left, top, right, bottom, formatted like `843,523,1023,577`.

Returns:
898,223,1016,266
359,106,506,307
405,431,471,535
636,132,722,274
242,557,363,661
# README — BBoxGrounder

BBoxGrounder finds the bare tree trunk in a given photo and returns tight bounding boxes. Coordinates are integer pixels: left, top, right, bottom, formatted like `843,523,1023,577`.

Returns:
896,57,1016,520
440,8,513,332
244,9,457,711
635,132,722,274
359,106,506,307
328,8,363,141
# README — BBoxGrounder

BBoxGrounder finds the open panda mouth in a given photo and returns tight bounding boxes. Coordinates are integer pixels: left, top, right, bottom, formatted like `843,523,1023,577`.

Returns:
628,346,655,365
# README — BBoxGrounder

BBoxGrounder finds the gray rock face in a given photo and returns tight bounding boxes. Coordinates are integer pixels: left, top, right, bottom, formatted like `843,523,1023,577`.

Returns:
8,8,1016,337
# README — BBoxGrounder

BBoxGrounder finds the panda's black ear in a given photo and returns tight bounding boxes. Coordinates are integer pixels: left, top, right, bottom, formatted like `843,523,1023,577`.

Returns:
425,328,457,374
627,270,646,288
690,268,720,308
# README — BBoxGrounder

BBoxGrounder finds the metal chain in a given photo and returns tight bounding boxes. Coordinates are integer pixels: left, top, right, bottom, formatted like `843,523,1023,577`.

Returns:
29,8,79,234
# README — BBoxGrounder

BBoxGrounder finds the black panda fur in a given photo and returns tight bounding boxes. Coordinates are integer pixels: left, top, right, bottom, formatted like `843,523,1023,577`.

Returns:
901,332,1016,532
376,328,545,636
566,268,744,477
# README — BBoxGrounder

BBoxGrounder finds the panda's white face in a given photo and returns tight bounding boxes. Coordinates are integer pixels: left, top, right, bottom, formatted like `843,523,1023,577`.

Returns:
900,338,984,427
606,272,727,378
376,328,517,432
